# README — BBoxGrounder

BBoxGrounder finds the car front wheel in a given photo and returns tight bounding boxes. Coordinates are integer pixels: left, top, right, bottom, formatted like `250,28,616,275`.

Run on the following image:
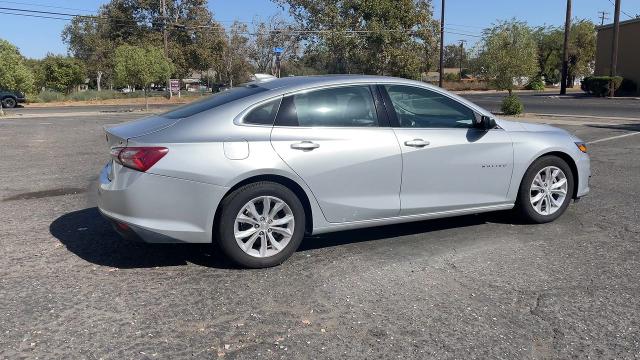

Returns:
2,97,17,108
216,181,305,268
515,155,575,223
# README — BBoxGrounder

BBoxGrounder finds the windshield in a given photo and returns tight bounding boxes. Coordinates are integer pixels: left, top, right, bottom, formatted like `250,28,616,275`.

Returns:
160,84,268,119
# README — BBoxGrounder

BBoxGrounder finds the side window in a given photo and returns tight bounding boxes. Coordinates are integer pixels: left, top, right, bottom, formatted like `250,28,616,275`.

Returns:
276,86,379,127
384,85,476,128
243,98,281,125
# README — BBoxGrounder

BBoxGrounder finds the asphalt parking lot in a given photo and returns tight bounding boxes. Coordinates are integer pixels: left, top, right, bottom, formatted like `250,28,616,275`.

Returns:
1,107,639,359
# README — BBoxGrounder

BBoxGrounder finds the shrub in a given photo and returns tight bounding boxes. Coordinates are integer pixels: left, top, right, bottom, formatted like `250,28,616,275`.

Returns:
29,90,65,103
501,94,524,115
443,72,460,81
581,76,623,97
526,78,545,91
617,78,638,96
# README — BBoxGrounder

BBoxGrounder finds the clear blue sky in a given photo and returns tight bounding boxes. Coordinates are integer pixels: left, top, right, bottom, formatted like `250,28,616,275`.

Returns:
0,0,638,59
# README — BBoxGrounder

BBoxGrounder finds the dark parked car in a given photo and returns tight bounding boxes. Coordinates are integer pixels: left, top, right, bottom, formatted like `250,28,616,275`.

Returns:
0,90,26,108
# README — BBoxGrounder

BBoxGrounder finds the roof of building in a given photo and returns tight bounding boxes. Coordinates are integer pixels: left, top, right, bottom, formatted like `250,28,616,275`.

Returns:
596,17,640,31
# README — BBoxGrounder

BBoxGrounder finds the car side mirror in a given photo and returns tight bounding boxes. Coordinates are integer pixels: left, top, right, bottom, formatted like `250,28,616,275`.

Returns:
474,114,496,130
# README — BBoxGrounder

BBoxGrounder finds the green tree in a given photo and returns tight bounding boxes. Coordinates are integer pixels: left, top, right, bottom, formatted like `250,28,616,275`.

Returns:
533,25,563,84
533,20,596,86
249,16,300,75
443,43,467,69
62,0,226,83
62,17,114,91
476,20,538,94
567,20,596,85
113,44,174,110
0,39,34,115
38,55,87,94
218,22,254,87
276,0,439,78
0,39,34,93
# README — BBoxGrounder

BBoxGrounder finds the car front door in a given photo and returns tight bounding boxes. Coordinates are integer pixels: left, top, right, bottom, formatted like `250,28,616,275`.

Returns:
270,85,402,223
380,84,513,216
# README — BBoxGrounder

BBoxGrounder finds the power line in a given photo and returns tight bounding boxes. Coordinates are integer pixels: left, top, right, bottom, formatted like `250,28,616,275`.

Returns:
606,0,635,19
0,9,70,21
0,7,483,38
1,0,97,14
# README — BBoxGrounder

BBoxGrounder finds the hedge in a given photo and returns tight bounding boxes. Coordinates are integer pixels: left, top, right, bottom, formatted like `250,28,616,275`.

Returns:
580,76,623,97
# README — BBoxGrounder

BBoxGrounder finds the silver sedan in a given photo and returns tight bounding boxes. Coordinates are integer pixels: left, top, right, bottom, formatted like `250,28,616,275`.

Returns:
98,75,590,268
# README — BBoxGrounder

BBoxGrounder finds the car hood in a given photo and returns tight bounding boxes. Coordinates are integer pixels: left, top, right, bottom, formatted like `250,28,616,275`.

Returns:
496,118,569,135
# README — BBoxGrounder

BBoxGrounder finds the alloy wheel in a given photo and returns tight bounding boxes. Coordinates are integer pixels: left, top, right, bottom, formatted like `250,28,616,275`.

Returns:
529,166,568,216
234,196,295,258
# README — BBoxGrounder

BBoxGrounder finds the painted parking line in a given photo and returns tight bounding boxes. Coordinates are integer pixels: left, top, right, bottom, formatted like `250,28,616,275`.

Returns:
588,132,640,144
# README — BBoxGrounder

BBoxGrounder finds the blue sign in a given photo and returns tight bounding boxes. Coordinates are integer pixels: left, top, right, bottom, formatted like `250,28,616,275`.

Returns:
273,47,284,54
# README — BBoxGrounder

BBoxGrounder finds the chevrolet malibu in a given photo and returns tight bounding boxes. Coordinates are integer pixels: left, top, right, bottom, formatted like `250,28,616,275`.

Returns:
98,75,590,268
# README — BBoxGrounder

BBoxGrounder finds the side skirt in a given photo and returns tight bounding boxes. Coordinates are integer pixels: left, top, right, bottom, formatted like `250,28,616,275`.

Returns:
311,203,514,235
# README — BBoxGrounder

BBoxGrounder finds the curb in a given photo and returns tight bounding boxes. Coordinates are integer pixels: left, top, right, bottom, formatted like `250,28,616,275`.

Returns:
525,113,640,122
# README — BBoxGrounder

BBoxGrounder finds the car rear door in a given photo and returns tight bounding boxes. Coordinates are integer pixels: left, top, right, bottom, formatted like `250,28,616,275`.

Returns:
380,84,513,215
270,84,402,223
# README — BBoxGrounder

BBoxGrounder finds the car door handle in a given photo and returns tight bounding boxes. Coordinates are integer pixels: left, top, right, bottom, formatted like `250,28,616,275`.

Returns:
404,139,430,148
290,141,320,151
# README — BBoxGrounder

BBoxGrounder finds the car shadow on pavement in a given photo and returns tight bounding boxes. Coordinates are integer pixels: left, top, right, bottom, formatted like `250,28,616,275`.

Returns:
49,207,236,269
299,211,511,251
586,123,640,132
51,207,517,269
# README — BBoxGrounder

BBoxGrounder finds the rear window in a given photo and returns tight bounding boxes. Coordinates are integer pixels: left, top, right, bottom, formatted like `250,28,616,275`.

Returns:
243,98,281,125
160,84,268,119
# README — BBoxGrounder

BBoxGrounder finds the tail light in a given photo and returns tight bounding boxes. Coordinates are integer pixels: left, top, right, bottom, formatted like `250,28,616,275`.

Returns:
110,147,168,172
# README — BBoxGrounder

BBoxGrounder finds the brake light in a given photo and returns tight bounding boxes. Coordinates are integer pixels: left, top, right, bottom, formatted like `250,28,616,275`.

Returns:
110,147,168,172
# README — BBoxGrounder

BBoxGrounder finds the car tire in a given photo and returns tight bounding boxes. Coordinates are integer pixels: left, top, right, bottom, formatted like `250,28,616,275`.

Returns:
515,155,575,224
216,181,305,268
2,97,17,109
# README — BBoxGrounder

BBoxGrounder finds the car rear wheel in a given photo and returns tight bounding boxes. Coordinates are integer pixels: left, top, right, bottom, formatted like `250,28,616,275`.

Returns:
2,97,17,109
515,155,574,223
216,181,305,268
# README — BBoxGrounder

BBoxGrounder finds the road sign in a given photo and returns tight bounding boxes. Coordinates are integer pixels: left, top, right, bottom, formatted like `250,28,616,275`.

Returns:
170,79,180,92
273,47,284,54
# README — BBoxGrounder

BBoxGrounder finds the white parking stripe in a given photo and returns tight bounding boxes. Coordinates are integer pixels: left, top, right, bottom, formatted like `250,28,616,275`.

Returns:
588,132,640,144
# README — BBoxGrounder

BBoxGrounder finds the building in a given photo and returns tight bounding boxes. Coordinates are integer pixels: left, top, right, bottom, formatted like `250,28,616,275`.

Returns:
594,17,640,85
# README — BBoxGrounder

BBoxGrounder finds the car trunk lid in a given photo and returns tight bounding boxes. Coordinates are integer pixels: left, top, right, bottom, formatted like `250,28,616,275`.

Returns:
104,115,180,147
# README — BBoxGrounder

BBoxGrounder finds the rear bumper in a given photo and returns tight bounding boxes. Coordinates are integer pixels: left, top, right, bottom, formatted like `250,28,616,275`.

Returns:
97,161,228,243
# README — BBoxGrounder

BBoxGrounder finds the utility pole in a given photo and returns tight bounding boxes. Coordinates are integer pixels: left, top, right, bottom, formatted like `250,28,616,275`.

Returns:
161,0,172,99
609,0,621,97
458,40,466,79
560,0,571,95
598,11,609,26
438,0,445,87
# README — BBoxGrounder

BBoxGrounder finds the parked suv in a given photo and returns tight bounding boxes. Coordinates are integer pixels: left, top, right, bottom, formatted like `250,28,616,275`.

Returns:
0,90,26,108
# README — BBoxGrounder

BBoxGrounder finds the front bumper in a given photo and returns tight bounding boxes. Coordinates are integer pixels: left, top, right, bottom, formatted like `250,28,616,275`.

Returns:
97,161,229,243
576,153,591,198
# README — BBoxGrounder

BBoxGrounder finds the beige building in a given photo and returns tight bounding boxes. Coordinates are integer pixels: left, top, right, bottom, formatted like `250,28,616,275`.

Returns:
595,17,640,85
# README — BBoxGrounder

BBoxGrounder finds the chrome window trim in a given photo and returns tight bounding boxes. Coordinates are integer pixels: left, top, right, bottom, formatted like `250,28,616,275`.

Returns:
234,81,495,130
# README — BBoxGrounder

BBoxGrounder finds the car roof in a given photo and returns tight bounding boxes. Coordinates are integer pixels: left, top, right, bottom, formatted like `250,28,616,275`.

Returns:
256,75,425,92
